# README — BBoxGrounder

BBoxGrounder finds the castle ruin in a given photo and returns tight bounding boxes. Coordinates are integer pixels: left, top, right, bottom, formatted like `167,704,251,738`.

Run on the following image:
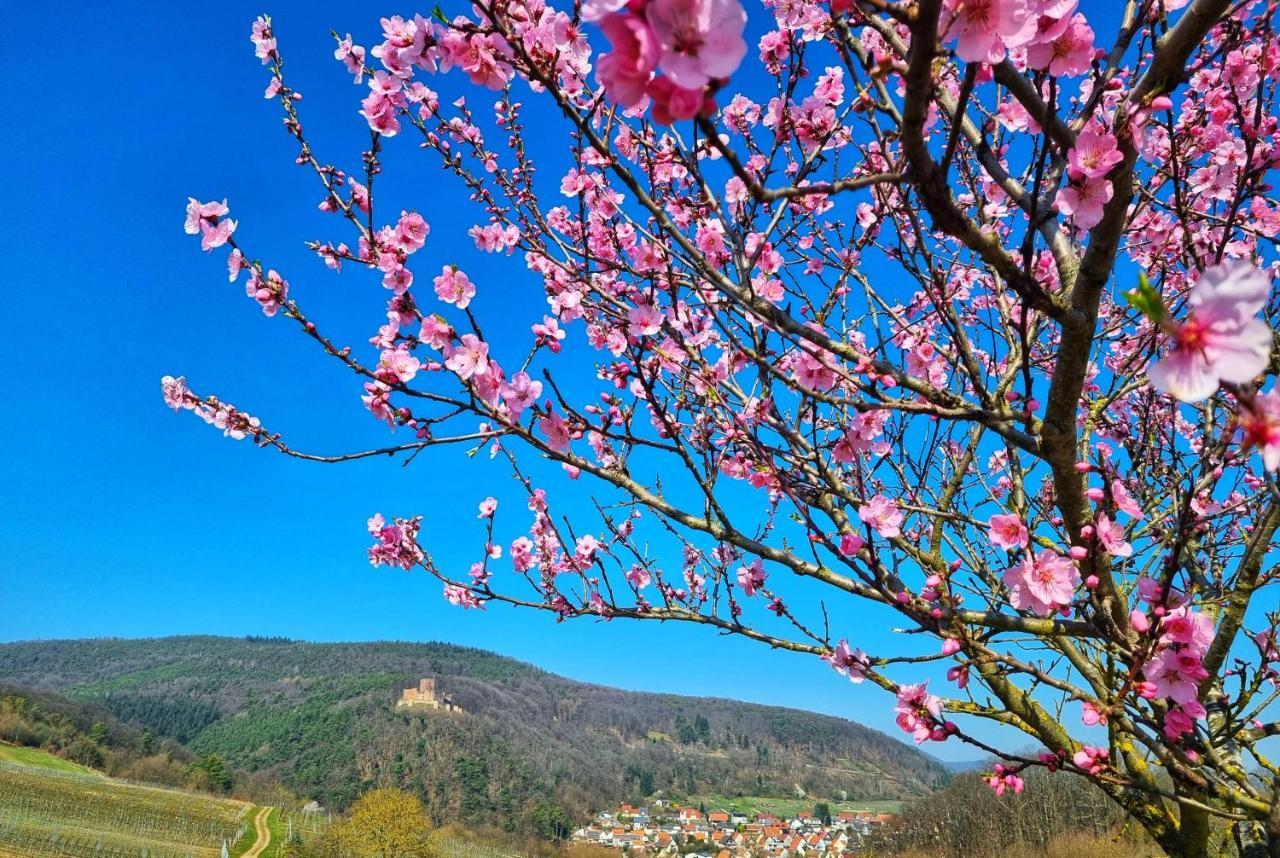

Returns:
396,677,462,712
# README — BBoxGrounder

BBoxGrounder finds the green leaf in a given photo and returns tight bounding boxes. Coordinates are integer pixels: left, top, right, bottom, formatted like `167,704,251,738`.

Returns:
1122,273,1167,324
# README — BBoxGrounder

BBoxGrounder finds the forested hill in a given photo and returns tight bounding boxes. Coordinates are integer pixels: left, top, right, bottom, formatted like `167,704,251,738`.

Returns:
0,637,949,831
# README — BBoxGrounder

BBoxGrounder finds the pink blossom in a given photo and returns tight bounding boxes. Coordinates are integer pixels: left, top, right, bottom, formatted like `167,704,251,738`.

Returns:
500,371,543,420
396,210,429,251
1002,550,1079,616
444,334,490,380
250,17,277,63
1144,647,1209,704
532,316,566,352
1136,576,1186,607
228,249,245,281
941,0,1037,63
791,351,837,392
839,533,864,556
470,223,520,253
985,764,1025,796
575,534,602,565
1094,513,1132,557
510,537,536,573
1066,129,1122,180
988,513,1029,550
1026,13,1094,76
627,301,665,336
1111,480,1143,519
1072,745,1109,774
185,198,238,252
161,375,191,411
582,0,629,21
736,559,767,596
1081,700,1108,726
1159,606,1214,653
1055,176,1112,231
478,497,498,518
334,34,366,80
626,564,653,589
1149,261,1273,402
419,315,451,349
823,640,869,683
246,269,288,317
1255,630,1280,662
184,198,227,234
644,0,747,90
434,266,477,308
597,13,660,108
382,267,413,295
855,495,904,539
1163,703,1202,740
444,584,483,609
646,76,710,124
360,90,402,136
539,409,572,452
378,347,420,383
1238,388,1280,470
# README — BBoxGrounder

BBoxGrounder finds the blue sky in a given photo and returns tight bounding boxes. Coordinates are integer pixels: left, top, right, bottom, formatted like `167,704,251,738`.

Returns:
0,0,1117,761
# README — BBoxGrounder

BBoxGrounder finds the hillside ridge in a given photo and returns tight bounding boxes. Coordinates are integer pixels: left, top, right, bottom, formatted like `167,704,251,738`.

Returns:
0,636,950,836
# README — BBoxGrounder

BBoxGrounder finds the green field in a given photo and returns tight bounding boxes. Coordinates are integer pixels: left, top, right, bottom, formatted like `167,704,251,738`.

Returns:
679,794,903,817
0,760,252,857
0,745,98,776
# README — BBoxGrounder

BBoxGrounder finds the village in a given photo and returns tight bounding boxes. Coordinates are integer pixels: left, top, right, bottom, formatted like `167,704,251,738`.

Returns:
571,800,895,856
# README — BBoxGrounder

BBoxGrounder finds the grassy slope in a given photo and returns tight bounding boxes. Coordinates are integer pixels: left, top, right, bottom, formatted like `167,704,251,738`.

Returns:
0,759,251,858
0,744,98,776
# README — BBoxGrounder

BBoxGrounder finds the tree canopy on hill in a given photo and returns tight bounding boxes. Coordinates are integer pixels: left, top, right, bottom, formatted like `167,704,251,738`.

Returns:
0,682,204,789
0,637,950,833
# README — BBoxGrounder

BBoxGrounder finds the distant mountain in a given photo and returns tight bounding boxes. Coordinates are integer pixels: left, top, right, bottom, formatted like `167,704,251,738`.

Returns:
937,758,988,773
0,636,950,834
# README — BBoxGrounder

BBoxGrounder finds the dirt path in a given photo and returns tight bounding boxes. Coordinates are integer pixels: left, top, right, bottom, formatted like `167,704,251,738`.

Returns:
242,806,273,858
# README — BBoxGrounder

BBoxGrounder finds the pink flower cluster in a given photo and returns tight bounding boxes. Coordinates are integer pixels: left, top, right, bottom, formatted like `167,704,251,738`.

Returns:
985,763,1025,796
1137,604,1214,740
161,376,265,442
1055,128,1121,231
184,199,237,252
941,0,1093,68
1072,745,1109,775
894,682,951,744
366,513,425,570
595,0,747,122
736,559,767,596
244,269,289,317
444,583,484,609
470,223,521,254
855,494,904,539
1002,549,1080,616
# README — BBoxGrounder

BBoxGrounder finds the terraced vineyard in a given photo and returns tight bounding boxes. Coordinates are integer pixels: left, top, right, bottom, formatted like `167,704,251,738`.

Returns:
0,758,251,857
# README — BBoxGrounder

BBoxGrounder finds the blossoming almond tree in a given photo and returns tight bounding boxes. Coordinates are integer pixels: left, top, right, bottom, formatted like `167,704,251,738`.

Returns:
169,0,1280,853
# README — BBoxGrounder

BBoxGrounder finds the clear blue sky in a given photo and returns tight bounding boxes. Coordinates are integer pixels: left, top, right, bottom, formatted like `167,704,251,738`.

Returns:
0,0,1090,761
